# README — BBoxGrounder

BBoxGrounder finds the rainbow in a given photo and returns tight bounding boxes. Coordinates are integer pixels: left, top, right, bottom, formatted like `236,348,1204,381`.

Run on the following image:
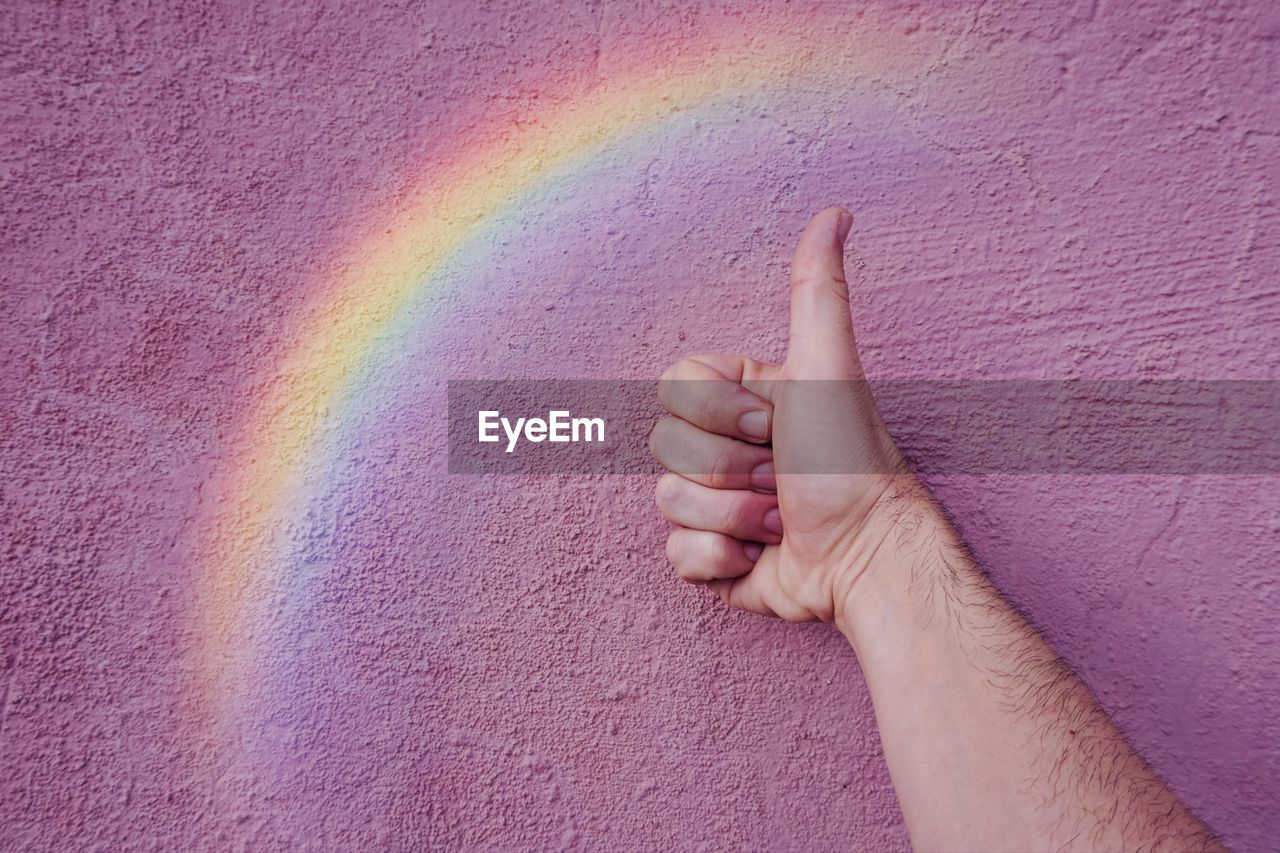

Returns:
198,11,939,723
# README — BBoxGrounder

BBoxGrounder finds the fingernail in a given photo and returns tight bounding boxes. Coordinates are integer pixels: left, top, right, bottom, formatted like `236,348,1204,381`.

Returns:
750,461,776,490
739,410,769,440
743,542,764,562
836,210,853,245
764,507,784,535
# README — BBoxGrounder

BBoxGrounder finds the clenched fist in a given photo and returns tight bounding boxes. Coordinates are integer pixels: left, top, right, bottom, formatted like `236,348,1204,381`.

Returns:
649,208,916,627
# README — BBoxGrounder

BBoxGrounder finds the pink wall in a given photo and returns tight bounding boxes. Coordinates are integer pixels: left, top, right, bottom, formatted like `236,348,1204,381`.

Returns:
3,0,1277,849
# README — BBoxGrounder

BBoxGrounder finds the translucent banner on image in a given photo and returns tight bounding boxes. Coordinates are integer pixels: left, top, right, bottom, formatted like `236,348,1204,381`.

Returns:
447,380,1280,475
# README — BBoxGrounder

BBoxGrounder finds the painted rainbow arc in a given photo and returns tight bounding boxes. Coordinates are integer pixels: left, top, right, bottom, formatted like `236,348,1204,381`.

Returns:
198,13,933,717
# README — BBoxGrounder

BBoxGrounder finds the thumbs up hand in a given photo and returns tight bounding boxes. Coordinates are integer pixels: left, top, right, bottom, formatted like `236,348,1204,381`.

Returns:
650,208,920,626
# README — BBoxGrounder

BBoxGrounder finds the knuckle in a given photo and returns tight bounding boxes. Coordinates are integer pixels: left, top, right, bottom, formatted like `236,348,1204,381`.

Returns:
649,419,684,468
721,498,750,534
790,267,849,290
662,358,693,383
654,473,681,510
668,533,700,581
657,364,681,410
659,358,695,401
665,531,683,566
788,270,822,289
648,419,669,459
709,534,733,566
695,391,721,429
707,447,737,489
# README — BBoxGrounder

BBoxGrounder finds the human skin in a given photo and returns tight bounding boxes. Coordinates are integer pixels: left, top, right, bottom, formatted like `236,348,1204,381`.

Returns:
648,208,1223,852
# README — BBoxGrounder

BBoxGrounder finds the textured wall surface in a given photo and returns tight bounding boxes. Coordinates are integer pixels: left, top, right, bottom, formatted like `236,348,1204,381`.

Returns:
3,0,1278,850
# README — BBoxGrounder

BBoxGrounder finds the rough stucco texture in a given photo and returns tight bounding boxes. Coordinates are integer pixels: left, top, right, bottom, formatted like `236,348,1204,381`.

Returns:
3,0,1279,850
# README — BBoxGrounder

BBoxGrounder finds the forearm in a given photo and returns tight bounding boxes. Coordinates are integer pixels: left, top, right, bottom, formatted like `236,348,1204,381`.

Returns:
838,482,1221,852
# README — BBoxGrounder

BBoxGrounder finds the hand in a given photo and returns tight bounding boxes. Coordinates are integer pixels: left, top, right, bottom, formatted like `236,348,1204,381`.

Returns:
650,208,918,625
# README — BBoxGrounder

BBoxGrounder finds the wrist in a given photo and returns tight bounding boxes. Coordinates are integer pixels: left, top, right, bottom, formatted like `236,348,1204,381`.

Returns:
831,475,954,648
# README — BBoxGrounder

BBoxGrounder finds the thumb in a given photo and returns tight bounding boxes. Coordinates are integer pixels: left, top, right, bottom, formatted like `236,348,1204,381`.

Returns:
785,207,864,379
